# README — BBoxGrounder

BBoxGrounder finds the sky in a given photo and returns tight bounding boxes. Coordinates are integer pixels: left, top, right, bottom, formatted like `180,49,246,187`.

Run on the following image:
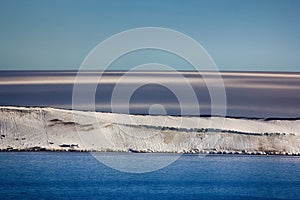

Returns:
1,71,300,117
0,0,300,71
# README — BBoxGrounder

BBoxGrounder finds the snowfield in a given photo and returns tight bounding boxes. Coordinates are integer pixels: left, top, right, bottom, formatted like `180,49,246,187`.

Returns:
0,106,299,155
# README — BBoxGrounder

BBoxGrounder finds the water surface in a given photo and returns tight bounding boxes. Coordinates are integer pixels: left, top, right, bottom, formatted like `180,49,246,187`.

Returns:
0,152,299,199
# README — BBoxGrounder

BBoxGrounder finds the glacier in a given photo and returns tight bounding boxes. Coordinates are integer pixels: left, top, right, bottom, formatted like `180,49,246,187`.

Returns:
0,106,299,155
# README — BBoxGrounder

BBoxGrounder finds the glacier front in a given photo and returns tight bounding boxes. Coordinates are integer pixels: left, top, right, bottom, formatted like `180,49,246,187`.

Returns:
0,106,299,155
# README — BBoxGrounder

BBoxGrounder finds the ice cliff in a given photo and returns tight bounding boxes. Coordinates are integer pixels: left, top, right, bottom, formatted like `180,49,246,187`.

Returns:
0,106,299,155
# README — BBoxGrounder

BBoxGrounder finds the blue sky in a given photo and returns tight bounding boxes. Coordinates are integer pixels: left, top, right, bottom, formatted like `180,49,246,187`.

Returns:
0,0,300,71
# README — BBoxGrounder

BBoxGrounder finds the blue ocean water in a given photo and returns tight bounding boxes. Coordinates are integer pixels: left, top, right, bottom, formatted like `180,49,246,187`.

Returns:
0,152,299,199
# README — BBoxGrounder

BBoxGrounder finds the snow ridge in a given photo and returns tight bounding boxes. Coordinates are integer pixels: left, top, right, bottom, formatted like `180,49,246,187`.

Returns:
0,106,299,155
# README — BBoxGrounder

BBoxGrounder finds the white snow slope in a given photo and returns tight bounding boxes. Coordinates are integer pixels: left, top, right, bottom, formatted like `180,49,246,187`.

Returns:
0,106,299,154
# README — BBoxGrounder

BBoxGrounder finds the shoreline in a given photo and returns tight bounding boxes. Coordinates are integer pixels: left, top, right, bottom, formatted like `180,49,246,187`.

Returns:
1,147,300,156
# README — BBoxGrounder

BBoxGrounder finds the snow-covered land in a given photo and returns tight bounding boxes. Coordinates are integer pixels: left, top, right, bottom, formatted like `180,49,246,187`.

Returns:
0,106,299,155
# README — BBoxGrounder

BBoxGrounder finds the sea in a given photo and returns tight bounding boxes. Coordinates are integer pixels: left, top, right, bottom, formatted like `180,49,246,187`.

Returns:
0,152,299,199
